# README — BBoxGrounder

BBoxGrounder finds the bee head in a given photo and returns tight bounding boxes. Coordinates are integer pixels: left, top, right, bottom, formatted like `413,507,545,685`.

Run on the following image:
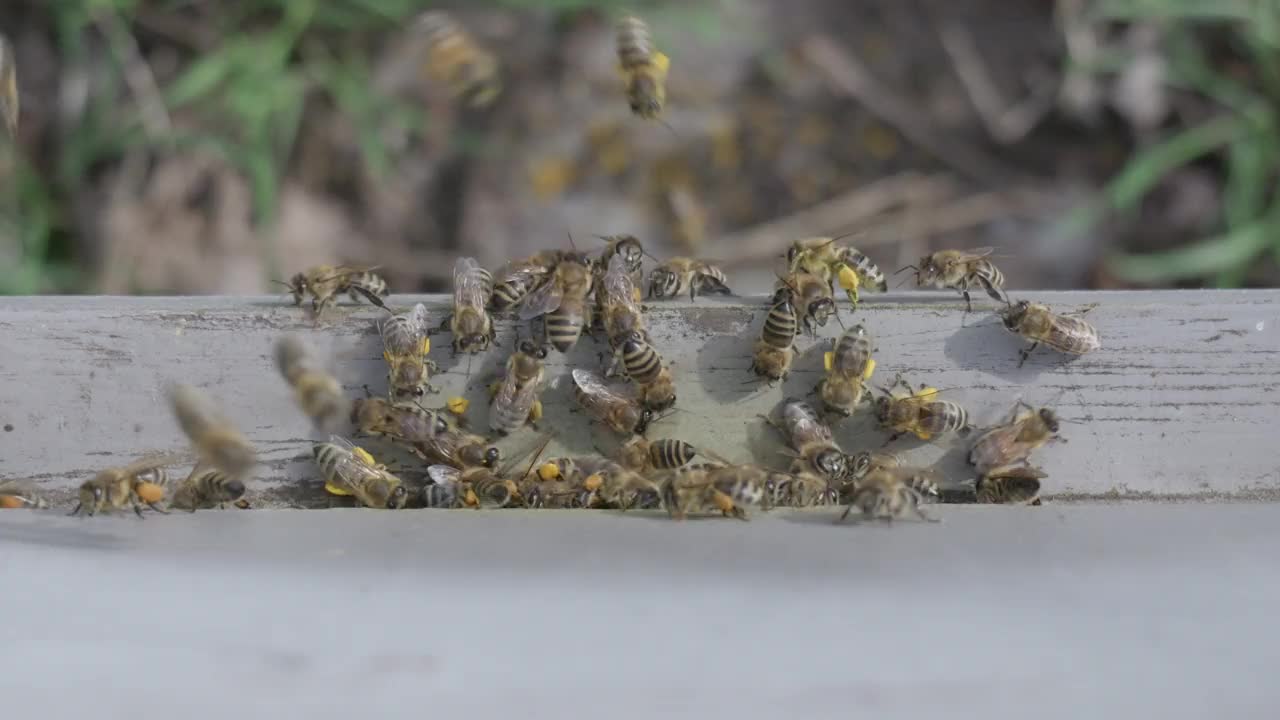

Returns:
1039,408,1060,433
483,447,500,468
815,449,847,479
225,478,247,501
649,269,676,298
387,486,408,509
287,273,307,305
619,237,643,268
1000,300,1029,328
874,395,892,422
635,409,654,435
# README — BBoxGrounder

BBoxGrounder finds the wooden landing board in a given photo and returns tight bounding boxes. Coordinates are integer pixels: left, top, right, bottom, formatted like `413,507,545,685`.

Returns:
0,290,1276,506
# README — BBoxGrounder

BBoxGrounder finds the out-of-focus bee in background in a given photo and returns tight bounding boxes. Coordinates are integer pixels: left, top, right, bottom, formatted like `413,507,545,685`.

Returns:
520,252,595,353
169,464,248,512
380,303,437,401
786,236,887,309
899,248,1007,311
616,14,670,120
874,376,971,442
818,324,876,417
413,11,501,109
448,257,496,355
774,272,836,336
280,265,389,317
999,300,1101,367
168,383,258,479
0,32,18,139
837,466,940,524
0,480,46,510
664,186,709,254
647,257,731,301
352,396,499,470
274,334,348,430
572,368,652,436
312,436,408,510
68,453,183,517
750,293,797,383
489,339,547,436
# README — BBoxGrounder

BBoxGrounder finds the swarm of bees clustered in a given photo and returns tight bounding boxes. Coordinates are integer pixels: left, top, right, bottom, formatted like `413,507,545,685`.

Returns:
0,13,1103,522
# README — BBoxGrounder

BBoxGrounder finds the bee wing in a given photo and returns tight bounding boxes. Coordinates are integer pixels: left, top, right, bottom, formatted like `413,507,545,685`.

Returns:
380,304,430,356
119,451,187,477
426,464,462,487
453,257,490,311
495,374,540,423
604,254,642,316
330,452,385,493
312,265,381,284
572,368,633,414
957,247,996,261
0,34,17,139
518,278,564,320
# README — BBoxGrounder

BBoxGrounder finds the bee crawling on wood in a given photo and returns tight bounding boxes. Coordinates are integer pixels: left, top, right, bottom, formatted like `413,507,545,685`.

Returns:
967,400,1063,505
352,396,500,470
448,256,496,355
488,338,547,436
313,436,408,510
775,271,837,337
750,293,798,383
647,257,731,301
837,466,941,524
279,265,389,318
596,234,647,292
898,248,1007,312
68,454,184,518
874,375,971,443
275,334,348,430
817,324,876,417
616,14,670,120
660,464,773,521
614,435,728,474
762,400,853,500
521,250,595,353
975,466,1046,506
169,465,248,512
572,368,653,436
999,299,1101,367
381,303,438,401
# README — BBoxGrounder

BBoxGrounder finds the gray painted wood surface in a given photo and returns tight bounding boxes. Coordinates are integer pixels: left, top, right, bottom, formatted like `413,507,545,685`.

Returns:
1,290,1277,506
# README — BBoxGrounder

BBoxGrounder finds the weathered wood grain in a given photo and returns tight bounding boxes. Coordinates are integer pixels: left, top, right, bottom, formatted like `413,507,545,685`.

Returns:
1,290,1277,506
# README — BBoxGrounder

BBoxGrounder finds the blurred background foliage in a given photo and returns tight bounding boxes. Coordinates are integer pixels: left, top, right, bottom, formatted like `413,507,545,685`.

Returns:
0,0,1278,295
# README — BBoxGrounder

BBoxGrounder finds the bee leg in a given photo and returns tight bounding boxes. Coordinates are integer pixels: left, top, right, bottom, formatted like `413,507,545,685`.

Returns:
132,499,146,519
67,502,82,517
962,290,973,315
1017,342,1039,368
836,503,855,523
148,502,170,515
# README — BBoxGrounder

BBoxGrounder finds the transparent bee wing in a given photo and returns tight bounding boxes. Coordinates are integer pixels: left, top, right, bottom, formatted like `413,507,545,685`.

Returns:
519,279,565,320
330,453,384,494
454,257,489,312
0,34,17,139
312,265,381,285
426,464,462,486
604,254,642,318
381,304,430,356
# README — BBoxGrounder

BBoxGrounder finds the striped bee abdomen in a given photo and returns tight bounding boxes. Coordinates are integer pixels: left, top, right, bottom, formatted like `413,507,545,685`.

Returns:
649,439,696,469
762,299,797,349
621,336,663,384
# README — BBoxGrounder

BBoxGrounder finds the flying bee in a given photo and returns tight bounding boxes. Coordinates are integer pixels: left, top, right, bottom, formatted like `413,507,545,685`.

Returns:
750,295,797,382
874,376,971,442
818,324,876,417
999,300,1101,367
168,383,257,478
351,396,499,470
786,236,887,308
616,14,670,120
489,339,547,435
280,265,388,317
0,32,17,139
899,248,1006,311
615,435,726,473
662,464,770,521
490,251,564,311
274,334,348,430
312,436,408,510
425,465,519,509
837,466,940,524
521,253,594,353
647,257,731,301
68,453,183,518
413,11,501,109
380,303,438,401
775,272,836,336
597,234,646,291
968,401,1063,475
572,368,653,436
449,257,496,354
975,465,1046,506
665,186,709,254
169,465,247,512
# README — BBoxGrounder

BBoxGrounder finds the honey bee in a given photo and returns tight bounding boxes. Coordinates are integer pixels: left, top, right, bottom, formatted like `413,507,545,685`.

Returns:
616,14,670,120
661,464,770,521
999,300,1101,367
351,397,499,470
600,254,648,354
615,435,724,473
763,471,836,509
775,272,836,336
762,401,849,500
647,257,731,301
875,376,971,442
617,332,677,412
521,252,595,353
425,465,519,509
312,436,408,510
449,257,496,354
490,251,564,311
900,248,1006,311
0,32,17,139
414,11,501,109
0,480,46,509
750,295,797,382
968,401,1062,475
975,465,1046,505
786,236,887,308
597,235,646,291
572,368,652,436
818,324,876,417
281,265,388,317
489,339,547,435
522,456,602,508
168,383,257,478
168,465,247,512
380,303,438,401
68,453,183,517
837,466,940,524
665,186,709,254
274,334,348,430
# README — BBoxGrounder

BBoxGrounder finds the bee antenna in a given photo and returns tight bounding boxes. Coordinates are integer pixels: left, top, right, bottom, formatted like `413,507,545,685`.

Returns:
893,265,918,276
658,118,681,139
269,279,293,288
566,231,578,252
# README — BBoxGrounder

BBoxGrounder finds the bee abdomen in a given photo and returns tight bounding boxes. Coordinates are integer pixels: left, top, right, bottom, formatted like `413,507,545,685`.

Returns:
926,402,969,433
616,16,653,68
762,300,797,349
842,249,887,292
649,439,696,469
311,444,344,482
696,266,731,294
973,261,1004,292
422,483,462,509
622,339,663,384
545,309,584,352
491,279,529,310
